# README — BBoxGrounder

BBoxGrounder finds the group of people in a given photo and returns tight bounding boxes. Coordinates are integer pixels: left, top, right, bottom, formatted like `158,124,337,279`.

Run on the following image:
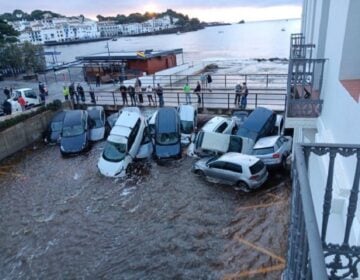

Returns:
119,78,164,107
62,82,96,104
234,82,248,110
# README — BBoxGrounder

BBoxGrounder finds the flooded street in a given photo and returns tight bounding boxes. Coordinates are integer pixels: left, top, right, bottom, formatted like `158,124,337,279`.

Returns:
0,142,290,279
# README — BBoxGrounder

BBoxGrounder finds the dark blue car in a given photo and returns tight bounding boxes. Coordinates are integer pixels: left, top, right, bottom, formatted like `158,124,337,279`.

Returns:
236,107,276,142
60,110,91,156
43,111,66,145
154,108,181,160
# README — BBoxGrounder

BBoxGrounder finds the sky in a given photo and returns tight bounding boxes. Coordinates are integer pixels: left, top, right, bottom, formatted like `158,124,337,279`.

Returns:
0,0,303,22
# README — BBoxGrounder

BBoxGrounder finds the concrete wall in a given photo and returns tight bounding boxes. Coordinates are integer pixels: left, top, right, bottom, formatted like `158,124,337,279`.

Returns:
0,110,56,161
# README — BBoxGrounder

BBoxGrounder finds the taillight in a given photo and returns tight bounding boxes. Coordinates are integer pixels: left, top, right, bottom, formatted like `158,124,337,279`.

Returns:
272,153,280,158
250,175,259,180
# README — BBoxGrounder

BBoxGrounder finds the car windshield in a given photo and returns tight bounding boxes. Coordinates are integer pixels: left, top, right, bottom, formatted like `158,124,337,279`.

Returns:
253,147,274,155
250,160,265,174
51,121,63,132
24,90,37,99
62,125,84,137
180,120,193,134
156,132,179,145
93,119,103,128
102,141,127,162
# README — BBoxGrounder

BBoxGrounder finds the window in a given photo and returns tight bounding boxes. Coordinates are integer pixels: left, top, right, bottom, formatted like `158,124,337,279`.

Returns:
249,160,265,175
224,163,243,173
209,161,226,169
216,122,228,133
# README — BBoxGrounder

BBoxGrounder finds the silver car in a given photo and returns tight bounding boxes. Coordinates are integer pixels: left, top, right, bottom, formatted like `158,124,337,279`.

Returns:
192,152,268,191
252,135,292,168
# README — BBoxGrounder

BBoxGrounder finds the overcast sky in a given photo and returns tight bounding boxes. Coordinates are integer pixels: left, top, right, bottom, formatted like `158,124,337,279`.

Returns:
0,0,303,22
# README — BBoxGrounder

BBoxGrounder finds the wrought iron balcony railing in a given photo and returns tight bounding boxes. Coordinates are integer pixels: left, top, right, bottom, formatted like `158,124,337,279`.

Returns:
285,143,360,279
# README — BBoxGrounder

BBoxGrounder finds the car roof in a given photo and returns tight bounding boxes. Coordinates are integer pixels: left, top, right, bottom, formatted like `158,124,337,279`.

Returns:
110,126,131,137
51,111,66,122
63,110,84,126
115,110,140,128
218,152,259,165
156,107,178,133
241,107,274,132
15,88,33,92
202,116,227,132
253,135,280,149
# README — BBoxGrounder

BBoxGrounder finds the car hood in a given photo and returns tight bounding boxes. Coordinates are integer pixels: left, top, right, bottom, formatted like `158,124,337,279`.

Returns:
60,133,86,152
155,143,181,159
90,127,105,141
98,156,126,177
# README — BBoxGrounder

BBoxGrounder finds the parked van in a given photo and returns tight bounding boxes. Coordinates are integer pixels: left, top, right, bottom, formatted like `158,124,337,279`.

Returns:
188,131,254,157
154,107,181,160
98,110,146,177
236,107,276,142
9,88,40,111
178,104,197,145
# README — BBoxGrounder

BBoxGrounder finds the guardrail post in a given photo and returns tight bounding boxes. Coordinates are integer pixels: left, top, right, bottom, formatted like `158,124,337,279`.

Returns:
177,92,180,105
266,74,269,88
186,75,189,83
227,91,230,110
201,91,204,109
68,68,72,82
112,91,115,106
255,93,258,108
170,75,172,87
225,74,227,88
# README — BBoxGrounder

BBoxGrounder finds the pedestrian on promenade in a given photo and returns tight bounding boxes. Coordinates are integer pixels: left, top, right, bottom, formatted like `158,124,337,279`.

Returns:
69,82,76,103
77,83,85,103
39,91,46,105
2,100,11,115
240,82,248,110
89,85,96,104
155,83,164,107
128,85,136,106
146,85,155,106
194,81,202,105
63,85,69,101
200,73,206,88
18,95,26,111
3,87,10,99
206,74,213,92
96,73,101,87
183,82,191,104
234,82,242,106
134,78,143,104
38,81,45,96
120,83,128,106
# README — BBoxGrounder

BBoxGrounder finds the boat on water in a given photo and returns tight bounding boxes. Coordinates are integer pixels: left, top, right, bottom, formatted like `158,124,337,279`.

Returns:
281,28,286,31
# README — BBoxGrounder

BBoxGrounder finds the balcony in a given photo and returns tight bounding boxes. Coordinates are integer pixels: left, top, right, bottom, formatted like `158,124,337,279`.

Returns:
284,143,360,279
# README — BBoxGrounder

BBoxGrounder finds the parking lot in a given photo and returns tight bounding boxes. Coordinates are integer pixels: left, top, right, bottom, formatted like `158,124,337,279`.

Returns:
0,139,291,279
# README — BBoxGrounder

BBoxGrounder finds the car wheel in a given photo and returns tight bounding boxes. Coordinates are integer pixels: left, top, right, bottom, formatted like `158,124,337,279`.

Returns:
125,165,132,176
194,169,205,177
281,156,287,169
235,181,250,192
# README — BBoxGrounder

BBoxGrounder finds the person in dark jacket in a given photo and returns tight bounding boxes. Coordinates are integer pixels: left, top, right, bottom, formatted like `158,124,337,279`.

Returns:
89,85,96,104
206,74,212,92
155,83,164,107
119,83,128,106
3,87,10,99
69,82,76,103
77,83,85,103
194,81,202,104
128,85,136,106
3,100,11,115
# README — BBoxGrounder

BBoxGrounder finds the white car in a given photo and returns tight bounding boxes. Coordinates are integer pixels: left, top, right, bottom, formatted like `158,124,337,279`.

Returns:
201,116,236,134
87,106,106,141
98,110,146,177
8,88,40,111
188,131,254,157
252,135,292,168
178,104,197,145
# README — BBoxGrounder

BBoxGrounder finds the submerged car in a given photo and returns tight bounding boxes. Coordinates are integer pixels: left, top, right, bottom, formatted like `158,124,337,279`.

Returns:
87,106,106,141
252,135,292,168
178,104,197,145
154,107,181,160
43,111,66,145
192,152,268,191
60,110,91,156
98,110,146,177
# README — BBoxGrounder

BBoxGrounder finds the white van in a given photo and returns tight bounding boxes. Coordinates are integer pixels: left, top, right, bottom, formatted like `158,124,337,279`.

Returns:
188,131,254,157
98,110,146,177
8,88,40,111
178,104,197,145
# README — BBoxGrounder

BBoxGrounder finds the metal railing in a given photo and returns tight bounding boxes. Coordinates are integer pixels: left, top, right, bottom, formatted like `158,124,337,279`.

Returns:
285,143,360,279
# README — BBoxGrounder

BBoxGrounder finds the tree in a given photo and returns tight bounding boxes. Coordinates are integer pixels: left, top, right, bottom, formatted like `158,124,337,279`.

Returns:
0,19,19,45
22,42,46,73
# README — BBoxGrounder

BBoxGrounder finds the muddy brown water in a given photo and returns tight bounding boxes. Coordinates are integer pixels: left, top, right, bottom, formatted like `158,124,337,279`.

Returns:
0,140,291,280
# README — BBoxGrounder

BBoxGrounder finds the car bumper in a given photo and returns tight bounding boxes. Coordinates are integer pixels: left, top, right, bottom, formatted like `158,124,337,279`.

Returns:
248,171,268,189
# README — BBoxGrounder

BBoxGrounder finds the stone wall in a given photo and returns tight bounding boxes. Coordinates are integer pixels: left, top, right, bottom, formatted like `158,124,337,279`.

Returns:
0,110,56,161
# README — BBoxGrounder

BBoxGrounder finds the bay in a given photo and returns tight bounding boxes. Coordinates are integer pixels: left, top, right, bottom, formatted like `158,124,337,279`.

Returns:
47,19,300,74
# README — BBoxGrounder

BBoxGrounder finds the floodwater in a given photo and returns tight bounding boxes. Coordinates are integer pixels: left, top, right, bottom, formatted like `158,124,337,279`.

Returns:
0,141,290,279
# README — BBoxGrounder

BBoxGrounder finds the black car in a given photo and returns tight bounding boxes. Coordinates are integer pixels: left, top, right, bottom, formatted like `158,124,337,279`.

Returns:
154,107,181,160
43,111,66,145
236,107,276,142
60,110,91,156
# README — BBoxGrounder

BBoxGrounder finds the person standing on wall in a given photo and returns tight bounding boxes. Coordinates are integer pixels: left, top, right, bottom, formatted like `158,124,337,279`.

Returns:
134,77,143,105
77,83,85,103
128,85,136,106
88,85,96,104
120,83,128,106
63,85,69,101
194,81,202,105
240,82,248,110
200,73,206,89
155,83,164,107
96,73,101,87
183,82,191,104
206,74,212,92
234,82,242,106
146,85,155,106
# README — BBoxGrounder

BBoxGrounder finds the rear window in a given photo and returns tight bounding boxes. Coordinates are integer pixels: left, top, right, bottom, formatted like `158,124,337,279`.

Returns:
249,160,265,174
228,136,243,153
253,147,274,155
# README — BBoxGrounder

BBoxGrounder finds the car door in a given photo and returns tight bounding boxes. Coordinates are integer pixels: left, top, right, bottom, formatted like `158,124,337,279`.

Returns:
223,163,243,184
206,160,231,183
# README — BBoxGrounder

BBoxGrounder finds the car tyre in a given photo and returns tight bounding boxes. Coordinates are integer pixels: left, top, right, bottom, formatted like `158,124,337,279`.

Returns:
235,181,251,192
194,169,205,177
